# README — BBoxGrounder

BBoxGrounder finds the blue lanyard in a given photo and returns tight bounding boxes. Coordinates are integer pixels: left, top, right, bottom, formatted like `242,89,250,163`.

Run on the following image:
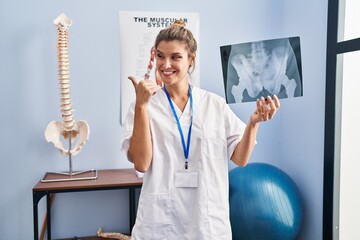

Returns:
163,84,193,170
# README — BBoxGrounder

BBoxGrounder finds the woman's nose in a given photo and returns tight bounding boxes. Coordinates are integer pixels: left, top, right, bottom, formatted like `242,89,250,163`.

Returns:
163,58,171,68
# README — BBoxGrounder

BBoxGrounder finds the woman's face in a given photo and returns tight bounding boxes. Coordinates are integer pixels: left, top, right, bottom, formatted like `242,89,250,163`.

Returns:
155,40,193,86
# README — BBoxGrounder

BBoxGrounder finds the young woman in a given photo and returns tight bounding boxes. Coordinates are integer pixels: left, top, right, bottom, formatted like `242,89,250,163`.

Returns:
121,20,280,239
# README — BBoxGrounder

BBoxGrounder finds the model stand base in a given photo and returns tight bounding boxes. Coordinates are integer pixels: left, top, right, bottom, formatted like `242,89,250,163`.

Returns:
41,169,98,183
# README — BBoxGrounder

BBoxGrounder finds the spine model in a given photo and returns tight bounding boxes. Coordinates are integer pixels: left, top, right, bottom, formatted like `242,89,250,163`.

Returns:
45,14,90,156
57,17,75,132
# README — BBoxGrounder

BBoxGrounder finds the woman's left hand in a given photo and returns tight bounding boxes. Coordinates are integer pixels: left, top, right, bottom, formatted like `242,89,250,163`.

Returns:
250,95,280,125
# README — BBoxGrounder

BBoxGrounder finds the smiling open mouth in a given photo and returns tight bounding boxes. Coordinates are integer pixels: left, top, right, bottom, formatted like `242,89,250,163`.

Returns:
162,71,175,77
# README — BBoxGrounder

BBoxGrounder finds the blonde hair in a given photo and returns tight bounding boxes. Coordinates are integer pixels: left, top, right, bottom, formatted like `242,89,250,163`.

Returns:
154,20,197,74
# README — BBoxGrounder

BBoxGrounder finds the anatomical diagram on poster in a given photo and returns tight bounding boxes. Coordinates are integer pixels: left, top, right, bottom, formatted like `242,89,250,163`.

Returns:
220,36,303,103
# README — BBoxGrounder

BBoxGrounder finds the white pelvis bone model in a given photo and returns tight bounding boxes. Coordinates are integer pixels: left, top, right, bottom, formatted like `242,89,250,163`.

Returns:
45,14,90,156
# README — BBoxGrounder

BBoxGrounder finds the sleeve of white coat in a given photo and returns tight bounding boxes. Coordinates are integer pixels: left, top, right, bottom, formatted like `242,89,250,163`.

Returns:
222,101,248,159
120,101,135,163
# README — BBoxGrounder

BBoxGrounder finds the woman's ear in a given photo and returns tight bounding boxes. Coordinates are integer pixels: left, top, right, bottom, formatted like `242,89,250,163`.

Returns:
189,54,196,66
192,53,196,61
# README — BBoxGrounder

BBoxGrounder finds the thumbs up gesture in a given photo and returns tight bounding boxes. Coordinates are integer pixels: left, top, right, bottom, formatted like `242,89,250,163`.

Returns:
128,76,160,107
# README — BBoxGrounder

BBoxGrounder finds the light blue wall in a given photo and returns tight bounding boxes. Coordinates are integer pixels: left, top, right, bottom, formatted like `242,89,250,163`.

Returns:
0,0,327,239
280,2,328,239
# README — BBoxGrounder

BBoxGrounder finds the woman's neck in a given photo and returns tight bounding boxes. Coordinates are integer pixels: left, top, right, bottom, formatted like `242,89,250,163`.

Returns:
165,81,190,112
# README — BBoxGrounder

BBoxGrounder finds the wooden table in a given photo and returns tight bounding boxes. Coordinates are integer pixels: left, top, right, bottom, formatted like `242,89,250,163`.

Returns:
33,169,142,240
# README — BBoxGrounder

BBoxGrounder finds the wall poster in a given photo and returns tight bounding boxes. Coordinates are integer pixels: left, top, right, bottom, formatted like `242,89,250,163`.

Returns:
119,11,200,124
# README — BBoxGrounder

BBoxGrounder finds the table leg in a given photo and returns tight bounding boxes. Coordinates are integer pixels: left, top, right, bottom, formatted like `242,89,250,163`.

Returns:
33,195,39,240
33,190,47,240
129,187,136,232
46,193,51,240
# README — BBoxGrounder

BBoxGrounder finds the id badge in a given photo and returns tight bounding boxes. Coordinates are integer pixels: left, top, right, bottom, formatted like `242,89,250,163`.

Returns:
175,171,198,188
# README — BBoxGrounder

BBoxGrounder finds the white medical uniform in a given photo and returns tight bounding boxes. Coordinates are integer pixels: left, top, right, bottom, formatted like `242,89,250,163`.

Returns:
121,86,246,240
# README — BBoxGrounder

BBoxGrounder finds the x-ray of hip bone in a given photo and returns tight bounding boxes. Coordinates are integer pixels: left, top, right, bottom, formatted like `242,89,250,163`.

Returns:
220,36,303,103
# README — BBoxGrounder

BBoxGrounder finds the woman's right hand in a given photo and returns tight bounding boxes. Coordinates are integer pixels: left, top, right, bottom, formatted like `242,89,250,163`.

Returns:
128,76,160,107
127,76,157,172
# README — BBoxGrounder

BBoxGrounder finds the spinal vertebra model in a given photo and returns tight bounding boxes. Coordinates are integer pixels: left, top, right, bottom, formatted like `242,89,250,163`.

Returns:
45,13,90,156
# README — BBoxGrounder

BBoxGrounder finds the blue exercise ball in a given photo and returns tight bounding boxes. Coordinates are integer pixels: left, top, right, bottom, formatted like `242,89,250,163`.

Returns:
229,163,303,240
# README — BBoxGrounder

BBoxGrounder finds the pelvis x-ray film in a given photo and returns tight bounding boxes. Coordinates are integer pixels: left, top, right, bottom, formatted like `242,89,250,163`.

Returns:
220,36,303,103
